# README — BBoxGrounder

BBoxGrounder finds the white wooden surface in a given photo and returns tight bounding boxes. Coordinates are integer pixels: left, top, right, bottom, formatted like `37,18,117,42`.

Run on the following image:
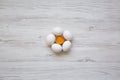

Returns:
0,0,120,80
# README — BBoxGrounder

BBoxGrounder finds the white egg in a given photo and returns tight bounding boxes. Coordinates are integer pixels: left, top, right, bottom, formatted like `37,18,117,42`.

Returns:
53,27,63,35
46,34,55,46
51,44,62,53
62,41,72,52
63,30,72,41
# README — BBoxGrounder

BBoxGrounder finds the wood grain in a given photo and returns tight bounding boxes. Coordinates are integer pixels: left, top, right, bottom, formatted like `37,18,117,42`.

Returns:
0,0,120,80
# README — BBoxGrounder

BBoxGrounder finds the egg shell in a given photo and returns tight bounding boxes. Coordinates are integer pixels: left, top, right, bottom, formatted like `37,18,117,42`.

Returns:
63,30,72,41
53,27,63,35
62,41,72,52
51,44,62,53
46,34,55,46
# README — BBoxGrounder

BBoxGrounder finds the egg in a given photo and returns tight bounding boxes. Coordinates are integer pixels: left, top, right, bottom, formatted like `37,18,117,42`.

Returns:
46,34,55,46
51,44,62,53
53,27,63,35
62,41,72,52
63,30,72,41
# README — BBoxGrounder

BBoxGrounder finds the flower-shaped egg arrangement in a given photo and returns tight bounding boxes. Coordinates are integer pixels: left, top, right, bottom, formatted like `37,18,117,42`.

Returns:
46,27,72,53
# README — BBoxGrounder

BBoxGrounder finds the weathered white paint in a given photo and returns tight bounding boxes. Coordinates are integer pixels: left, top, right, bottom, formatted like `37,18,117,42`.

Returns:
0,0,120,80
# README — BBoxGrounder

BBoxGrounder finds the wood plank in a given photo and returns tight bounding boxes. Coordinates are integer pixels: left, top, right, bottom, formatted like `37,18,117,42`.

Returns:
0,0,120,79
0,62,120,80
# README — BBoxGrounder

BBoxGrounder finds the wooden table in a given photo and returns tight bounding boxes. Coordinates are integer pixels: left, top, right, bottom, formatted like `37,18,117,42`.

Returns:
0,0,120,80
